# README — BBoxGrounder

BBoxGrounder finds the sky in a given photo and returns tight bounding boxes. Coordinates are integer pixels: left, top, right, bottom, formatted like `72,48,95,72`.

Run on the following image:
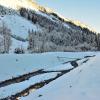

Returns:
37,0,100,33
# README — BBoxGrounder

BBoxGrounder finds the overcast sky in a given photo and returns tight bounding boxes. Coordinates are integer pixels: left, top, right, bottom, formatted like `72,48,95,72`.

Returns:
37,0,100,33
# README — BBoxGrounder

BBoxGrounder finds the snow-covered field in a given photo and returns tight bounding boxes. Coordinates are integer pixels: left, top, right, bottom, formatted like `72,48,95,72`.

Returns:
0,52,100,100
0,52,96,81
22,53,100,100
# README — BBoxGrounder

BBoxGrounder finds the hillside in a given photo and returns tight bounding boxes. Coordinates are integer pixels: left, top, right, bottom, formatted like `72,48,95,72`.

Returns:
0,1,100,100
0,0,100,53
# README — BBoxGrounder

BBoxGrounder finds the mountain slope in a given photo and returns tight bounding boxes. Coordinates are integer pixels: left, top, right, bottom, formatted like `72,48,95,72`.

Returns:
0,0,99,53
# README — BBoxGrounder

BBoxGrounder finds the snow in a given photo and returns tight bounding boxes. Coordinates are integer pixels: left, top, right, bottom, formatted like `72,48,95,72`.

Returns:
0,52,99,100
10,38,28,53
0,0,99,99
21,53,100,100
0,15,38,39
0,72,59,98
0,0,56,22
63,22,70,29
0,14,41,52
0,52,95,82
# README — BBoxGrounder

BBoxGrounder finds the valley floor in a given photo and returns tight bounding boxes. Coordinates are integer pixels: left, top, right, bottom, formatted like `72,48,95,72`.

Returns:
0,52,100,100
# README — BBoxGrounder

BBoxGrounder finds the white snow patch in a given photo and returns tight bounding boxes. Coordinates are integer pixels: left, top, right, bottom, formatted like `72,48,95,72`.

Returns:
0,72,59,99
21,54,100,100
0,52,96,81
0,15,38,38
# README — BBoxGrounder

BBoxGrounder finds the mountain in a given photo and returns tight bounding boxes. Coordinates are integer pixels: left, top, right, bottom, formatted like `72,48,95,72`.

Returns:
0,0,100,53
0,1,100,99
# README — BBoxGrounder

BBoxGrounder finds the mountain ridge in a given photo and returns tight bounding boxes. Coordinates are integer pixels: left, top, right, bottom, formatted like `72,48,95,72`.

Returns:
0,0,100,53
0,0,96,32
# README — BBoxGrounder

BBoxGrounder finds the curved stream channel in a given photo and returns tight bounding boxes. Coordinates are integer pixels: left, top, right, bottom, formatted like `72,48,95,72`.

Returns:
0,55,95,100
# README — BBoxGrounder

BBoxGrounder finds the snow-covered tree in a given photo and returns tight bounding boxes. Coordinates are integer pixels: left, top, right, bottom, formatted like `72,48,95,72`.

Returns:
28,29,35,51
20,8,99,52
0,22,12,53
